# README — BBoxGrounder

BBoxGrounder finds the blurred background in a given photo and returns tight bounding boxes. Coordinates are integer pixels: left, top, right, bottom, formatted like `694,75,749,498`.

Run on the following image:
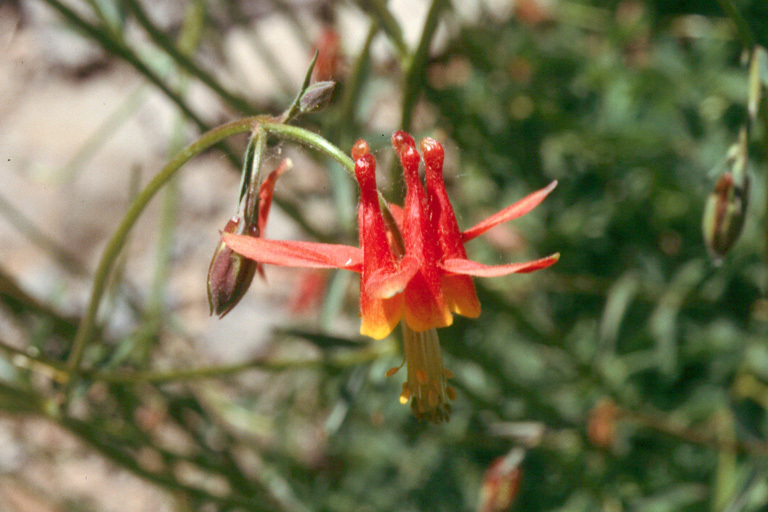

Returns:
1,0,767,510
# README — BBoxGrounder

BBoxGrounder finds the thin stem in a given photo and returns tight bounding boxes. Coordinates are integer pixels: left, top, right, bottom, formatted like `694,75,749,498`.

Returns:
621,407,768,457
262,122,355,172
0,337,69,382
358,0,409,60
277,51,320,123
0,193,88,277
244,126,267,223
80,344,392,385
124,0,256,114
0,265,79,339
66,117,265,374
40,0,209,133
400,0,449,132
56,415,277,510
715,0,756,49
261,122,404,249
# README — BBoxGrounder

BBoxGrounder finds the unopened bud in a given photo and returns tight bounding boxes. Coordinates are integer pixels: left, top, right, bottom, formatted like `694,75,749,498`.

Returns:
587,398,619,448
703,131,749,259
478,448,524,512
703,173,749,258
207,216,258,318
299,81,335,114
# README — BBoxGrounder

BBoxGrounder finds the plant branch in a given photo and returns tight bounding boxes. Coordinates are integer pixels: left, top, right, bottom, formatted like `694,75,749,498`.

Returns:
80,343,392,384
357,0,409,60
716,0,756,49
57,415,278,510
124,0,257,114
621,407,768,457
66,117,265,374
40,0,211,133
400,0,449,132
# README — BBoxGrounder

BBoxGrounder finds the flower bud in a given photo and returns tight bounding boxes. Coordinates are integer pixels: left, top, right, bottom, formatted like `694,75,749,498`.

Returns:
478,449,524,512
299,81,335,114
703,130,749,259
587,398,619,448
702,173,750,259
207,216,259,318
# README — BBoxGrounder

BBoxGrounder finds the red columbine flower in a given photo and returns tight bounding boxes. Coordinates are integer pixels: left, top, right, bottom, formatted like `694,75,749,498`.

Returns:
392,132,453,332
368,132,559,326
417,133,559,302
222,132,559,422
351,140,418,339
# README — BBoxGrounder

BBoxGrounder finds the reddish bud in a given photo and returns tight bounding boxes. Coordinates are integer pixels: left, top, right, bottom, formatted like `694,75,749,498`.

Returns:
478,449,524,512
587,398,619,448
312,28,342,81
207,216,259,318
703,172,749,259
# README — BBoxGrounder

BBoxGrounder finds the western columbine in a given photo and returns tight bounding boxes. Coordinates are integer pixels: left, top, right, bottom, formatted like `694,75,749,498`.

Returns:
223,132,558,422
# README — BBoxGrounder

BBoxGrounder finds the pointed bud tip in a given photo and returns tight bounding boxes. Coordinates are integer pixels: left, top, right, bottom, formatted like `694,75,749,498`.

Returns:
702,171,749,258
299,81,336,114
207,218,259,318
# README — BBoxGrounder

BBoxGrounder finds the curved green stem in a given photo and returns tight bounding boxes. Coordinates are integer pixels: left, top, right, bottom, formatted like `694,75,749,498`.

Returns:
67,117,265,373
262,122,355,172
261,123,404,251
66,119,364,375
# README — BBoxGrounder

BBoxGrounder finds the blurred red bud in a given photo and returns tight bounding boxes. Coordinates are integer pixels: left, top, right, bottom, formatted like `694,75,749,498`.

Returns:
702,172,749,259
289,270,328,314
478,449,524,512
313,27,342,81
702,130,749,259
587,398,619,448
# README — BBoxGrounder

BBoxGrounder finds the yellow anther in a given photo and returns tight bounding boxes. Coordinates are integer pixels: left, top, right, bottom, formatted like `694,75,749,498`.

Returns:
399,385,411,404
385,367,400,378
